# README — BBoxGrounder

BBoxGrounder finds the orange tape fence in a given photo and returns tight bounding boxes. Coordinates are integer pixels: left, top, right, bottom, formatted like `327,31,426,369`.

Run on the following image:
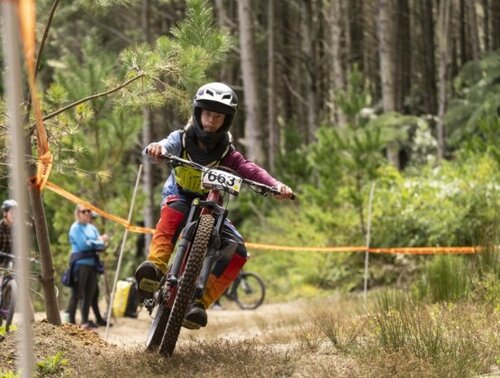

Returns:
44,181,154,234
45,182,484,254
245,243,482,254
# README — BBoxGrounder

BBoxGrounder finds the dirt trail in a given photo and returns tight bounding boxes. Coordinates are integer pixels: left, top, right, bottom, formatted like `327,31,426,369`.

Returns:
20,299,309,349
1,299,326,376
68,299,308,348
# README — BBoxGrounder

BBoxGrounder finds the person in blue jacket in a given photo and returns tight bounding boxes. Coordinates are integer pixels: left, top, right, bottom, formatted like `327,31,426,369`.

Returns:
67,204,108,329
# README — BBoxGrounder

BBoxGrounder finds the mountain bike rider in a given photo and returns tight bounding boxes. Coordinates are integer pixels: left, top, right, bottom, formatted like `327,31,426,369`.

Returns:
135,82,293,329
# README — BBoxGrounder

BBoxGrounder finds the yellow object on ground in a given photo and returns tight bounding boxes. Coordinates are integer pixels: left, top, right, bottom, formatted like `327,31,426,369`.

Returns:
113,280,133,317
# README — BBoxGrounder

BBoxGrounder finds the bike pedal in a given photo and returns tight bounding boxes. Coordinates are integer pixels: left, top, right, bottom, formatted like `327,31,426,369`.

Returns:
138,278,160,293
143,298,155,314
182,319,202,330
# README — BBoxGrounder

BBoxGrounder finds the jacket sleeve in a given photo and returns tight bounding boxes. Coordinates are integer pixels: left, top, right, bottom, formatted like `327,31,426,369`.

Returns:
142,130,182,163
89,225,105,251
222,150,279,187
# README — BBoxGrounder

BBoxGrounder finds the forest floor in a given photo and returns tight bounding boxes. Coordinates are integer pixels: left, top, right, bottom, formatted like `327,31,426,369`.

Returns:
0,297,360,377
1,295,499,377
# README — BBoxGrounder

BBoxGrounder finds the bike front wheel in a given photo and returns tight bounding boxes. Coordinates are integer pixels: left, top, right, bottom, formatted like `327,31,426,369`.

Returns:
159,214,214,357
234,272,265,310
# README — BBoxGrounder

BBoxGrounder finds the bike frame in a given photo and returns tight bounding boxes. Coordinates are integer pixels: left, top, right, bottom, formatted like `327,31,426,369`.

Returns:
155,188,231,313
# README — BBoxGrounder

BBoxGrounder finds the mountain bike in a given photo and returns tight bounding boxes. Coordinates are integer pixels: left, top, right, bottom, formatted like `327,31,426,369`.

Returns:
0,251,42,332
0,251,18,332
144,154,294,356
216,270,266,310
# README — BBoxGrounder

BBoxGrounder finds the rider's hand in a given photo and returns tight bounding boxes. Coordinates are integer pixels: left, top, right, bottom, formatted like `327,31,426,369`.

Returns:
273,183,294,200
145,143,167,159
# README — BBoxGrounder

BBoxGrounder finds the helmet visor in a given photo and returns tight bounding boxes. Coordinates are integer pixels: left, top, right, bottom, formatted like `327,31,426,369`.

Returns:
195,100,235,115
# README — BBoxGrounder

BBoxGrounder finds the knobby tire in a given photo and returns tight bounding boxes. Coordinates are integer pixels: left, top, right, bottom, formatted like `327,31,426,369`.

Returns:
159,214,214,356
235,272,266,310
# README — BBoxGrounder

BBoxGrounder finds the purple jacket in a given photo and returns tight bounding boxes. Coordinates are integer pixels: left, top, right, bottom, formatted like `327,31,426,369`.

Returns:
221,150,279,188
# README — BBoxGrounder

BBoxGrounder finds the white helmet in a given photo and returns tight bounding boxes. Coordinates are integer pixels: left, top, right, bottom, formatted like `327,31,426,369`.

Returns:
1,199,17,212
193,82,238,116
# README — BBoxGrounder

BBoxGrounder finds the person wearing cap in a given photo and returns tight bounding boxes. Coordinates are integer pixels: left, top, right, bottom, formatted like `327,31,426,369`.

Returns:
135,82,293,329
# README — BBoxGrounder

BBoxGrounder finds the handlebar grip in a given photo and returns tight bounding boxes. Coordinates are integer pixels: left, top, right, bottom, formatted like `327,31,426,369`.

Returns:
270,190,296,200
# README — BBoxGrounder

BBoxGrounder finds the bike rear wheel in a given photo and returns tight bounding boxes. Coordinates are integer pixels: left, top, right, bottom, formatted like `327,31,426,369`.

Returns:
159,214,214,356
0,279,17,332
234,272,265,310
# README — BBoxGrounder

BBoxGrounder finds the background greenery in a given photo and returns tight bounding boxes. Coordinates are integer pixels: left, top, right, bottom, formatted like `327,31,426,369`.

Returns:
0,0,498,309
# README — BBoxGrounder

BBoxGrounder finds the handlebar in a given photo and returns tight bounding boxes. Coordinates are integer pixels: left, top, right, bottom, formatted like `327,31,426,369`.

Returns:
162,153,296,200
0,250,39,264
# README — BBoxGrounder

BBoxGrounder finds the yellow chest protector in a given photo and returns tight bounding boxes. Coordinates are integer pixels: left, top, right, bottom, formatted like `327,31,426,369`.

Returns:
174,134,230,195
174,153,211,195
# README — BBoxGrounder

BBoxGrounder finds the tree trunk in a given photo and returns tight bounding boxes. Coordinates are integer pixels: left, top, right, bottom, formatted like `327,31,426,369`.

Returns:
214,0,229,27
363,0,380,101
29,180,61,325
419,0,438,116
492,0,500,50
142,0,154,252
267,0,277,173
214,0,233,81
300,0,318,142
459,0,471,64
329,0,347,128
347,0,364,69
467,0,481,60
437,0,452,161
482,0,490,51
20,0,61,325
378,0,399,168
237,0,264,164
394,0,411,112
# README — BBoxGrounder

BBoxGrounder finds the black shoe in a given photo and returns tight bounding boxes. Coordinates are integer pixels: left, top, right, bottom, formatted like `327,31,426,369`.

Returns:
86,321,99,329
135,261,162,301
96,318,112,327
183,302,207,330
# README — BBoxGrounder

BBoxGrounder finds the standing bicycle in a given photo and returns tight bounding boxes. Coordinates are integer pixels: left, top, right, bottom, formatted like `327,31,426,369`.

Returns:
213,269,266,310
0,251,41,332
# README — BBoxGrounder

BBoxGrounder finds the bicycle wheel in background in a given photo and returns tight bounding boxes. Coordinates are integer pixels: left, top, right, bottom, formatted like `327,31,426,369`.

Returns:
0,279,17,332
234,272,265,310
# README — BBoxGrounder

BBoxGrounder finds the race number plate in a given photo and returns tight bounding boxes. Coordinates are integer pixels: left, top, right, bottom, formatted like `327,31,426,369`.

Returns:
201,169,242,195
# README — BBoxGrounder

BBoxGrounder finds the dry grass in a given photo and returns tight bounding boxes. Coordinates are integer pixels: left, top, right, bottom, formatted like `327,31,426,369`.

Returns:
0,295,498,377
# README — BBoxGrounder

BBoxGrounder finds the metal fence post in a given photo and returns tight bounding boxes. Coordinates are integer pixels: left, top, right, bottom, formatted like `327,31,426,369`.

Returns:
363,182,376,305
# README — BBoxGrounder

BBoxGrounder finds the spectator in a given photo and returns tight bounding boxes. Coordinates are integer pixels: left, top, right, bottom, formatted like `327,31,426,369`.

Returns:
66,204,109,330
